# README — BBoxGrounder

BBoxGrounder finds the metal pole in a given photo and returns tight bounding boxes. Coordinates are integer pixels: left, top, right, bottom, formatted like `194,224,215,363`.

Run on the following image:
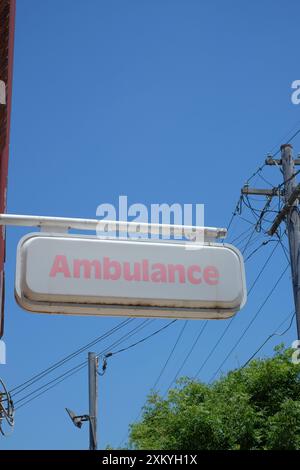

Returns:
281,144,300,339
0,213,227,240
88,352,98,450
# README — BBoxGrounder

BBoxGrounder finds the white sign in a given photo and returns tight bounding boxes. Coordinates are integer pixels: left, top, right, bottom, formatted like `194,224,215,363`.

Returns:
15,233,247,319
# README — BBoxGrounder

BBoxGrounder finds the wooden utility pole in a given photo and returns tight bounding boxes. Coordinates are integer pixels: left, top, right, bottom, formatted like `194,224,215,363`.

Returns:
242,144,300,340
88,352,98,450
277,145,300,339
65,352,99,450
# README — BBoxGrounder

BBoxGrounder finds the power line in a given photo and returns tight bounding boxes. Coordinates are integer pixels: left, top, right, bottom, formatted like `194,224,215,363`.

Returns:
227,124,300,239
105,320,177,358
235,229,261,250
15,365,88,411
166,321,208,393
241,225,258,255
269,121,300,156
151,320,188,391
242,195,276,232
278,127,300,153
243,195,260,222
236,197,276,255
15,359,87,408
10,318,135,397
258,172,273,187
277,168,300,189
14,319,153,407
193,239,282,379
227,195,243,231
209,263,290,383
229,226,253,245
248,239,281,295
15,319,177,410
122,319,186,442
244,239,276,262
226,163,270,233
245,163,267,185
148,133,300,394
206,134,299,383
194,318,234,379
275,232,290,265
241,311,295,369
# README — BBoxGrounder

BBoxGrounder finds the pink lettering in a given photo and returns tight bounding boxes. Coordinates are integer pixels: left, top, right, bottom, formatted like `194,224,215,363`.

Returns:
103,257,121,280
50,255,71,278
187,265,201,285
73,259,101,279
49,255,220,286
123,262,141,281
142,259,149,281
168,264,186,284
204,266,219,285
151,263,167,283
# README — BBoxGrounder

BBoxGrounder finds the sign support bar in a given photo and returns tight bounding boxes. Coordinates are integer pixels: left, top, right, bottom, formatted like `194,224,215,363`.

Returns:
0,213,227,240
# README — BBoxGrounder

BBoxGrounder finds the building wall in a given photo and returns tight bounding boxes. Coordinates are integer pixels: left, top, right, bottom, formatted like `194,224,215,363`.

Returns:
0,0,15,337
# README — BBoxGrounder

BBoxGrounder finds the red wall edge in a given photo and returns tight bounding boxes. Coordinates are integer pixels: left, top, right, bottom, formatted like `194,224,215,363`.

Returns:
0,0,16,338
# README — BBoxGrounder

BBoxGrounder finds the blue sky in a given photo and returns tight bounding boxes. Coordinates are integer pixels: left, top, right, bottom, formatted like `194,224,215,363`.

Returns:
1,0,300,449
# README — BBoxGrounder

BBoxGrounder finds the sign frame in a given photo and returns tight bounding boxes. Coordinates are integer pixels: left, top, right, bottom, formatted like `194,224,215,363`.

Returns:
15,232,247,320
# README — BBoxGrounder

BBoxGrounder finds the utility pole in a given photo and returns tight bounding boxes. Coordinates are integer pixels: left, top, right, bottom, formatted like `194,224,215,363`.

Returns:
241,144,300,340
88,352,98,450
66,352,99,450
273,145,300,339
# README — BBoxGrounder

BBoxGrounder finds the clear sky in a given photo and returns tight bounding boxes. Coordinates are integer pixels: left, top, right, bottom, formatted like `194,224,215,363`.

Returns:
1,0,300,449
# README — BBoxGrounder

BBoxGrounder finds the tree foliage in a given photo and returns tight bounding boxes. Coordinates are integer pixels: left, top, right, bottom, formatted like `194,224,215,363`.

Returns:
128,346,300,450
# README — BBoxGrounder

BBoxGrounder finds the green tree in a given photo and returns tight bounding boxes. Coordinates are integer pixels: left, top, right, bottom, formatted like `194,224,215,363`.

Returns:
128,346,300,450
